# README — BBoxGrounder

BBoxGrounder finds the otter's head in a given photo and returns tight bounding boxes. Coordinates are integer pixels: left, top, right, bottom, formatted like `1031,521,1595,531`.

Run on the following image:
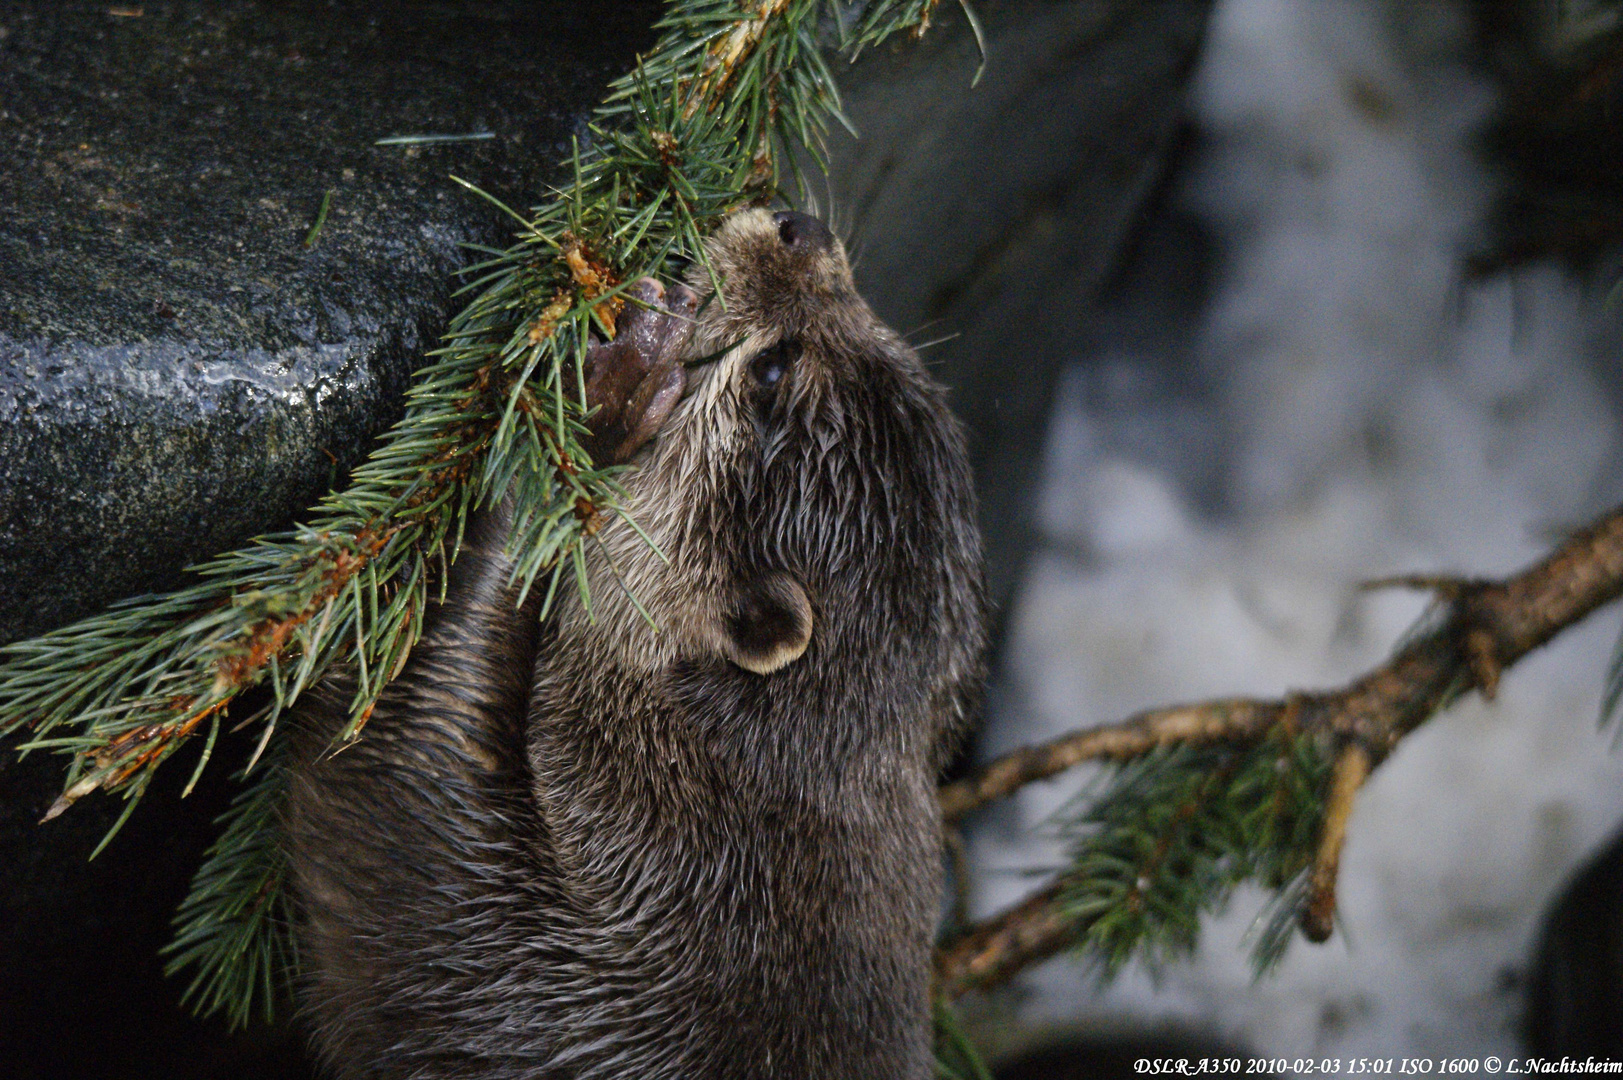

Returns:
569,209,984,746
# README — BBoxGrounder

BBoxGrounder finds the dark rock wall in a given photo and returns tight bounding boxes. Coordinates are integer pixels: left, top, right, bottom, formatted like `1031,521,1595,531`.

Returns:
827,0,1215,631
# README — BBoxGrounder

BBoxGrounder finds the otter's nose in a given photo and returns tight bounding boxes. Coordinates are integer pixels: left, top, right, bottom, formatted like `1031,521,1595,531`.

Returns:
772,210,834,254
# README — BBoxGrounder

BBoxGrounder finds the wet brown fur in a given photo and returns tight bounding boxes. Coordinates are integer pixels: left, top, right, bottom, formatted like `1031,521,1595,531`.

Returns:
284,209,987,1079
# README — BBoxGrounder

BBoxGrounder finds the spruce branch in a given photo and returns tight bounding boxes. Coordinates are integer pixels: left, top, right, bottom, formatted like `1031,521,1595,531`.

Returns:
1298,741,1369,944
937,879,1072,997
940,700,1281,823
935,503,1623,998
0,0,981,1032
161,758,295,1029
933,995,996,1080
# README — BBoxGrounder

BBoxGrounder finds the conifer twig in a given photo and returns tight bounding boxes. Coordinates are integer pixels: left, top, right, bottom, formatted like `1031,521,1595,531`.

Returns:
943,505,1623,822
936,880,1072,998
0,0,987,1030
940,700,1281,822
1299,741,1369,943
934,503,1623,996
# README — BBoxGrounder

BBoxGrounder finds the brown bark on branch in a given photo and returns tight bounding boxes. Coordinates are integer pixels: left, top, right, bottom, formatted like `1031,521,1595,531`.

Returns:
935,881,1073,996
935,504,1623,998
941,505,1623,822
939,700,1284,822
1300,742,1371,943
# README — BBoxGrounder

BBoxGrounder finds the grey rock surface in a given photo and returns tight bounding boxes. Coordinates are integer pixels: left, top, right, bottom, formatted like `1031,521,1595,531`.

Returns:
826,0,1215,630
0,3,656,1076
0,0,659,645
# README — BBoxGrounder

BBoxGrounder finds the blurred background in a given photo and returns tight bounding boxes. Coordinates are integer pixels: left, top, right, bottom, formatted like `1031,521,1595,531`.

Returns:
3,0,1623,1075
897,0,1623,1069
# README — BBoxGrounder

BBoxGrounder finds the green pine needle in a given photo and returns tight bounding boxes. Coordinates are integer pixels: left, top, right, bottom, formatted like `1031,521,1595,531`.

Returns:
162,759,295,1029
933,997,995,1080
1055,729,1334,976
0,0,987,1031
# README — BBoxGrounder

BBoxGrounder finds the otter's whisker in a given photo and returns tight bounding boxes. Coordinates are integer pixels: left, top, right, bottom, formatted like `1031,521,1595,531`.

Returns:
912,332,961,353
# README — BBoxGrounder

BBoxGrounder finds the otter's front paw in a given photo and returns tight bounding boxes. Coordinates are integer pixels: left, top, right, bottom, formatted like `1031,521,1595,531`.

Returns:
580,278,697,465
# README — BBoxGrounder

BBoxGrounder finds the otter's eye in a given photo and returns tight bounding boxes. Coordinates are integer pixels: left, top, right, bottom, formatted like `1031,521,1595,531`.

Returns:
749,339,799,390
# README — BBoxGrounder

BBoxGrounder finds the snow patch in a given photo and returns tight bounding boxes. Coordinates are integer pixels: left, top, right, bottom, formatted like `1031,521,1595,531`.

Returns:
975,0,1623,1058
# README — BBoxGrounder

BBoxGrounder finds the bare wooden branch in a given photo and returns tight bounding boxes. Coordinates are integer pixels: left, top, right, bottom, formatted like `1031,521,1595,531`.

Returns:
934,504,1623,996
940,505,1623,822
940,700,1283,822
936,880,1072,999
1299,742,1371,943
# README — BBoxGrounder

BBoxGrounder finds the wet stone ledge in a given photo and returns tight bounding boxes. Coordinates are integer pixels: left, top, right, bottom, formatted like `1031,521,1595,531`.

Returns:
0,0,660,645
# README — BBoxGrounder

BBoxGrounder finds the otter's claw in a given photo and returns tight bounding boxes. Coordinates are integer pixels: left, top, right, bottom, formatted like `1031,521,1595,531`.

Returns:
579,278,696,465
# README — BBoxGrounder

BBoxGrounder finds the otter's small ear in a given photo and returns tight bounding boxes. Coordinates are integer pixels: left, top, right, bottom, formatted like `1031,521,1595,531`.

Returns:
720,573,813,675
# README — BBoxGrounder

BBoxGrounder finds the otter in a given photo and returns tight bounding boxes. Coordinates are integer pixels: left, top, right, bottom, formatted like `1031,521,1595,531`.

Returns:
283,208,988,1079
